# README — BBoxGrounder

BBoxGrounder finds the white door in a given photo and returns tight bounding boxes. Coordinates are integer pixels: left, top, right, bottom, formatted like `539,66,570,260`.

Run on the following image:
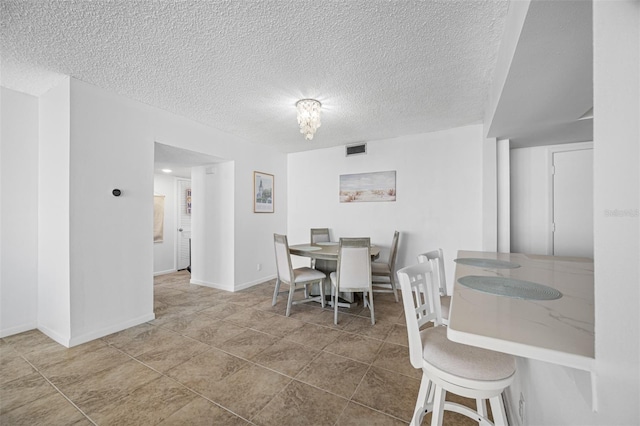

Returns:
177,179,191,270
552,149,593,258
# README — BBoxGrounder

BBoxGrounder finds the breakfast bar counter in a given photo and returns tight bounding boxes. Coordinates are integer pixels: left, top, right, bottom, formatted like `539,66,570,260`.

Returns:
448,250,595,372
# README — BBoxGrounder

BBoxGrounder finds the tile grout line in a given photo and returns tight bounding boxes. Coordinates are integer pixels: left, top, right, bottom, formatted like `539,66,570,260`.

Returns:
151,276,413,422
3,277,410,425
104,340,259,425
132,315,395,425
19,355,99,426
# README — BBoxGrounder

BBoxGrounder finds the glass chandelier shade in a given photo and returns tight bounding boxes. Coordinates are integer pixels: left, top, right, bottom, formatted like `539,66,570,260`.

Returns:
296,99,322,140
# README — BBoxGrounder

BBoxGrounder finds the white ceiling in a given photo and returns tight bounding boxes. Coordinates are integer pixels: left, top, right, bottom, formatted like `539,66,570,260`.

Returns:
154,143,223,178
1,0,510,154
486,0,593,148
2,0,595,172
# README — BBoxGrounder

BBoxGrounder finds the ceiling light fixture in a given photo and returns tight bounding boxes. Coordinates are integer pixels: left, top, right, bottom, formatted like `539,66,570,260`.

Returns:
296,99,322,140
162,169,172,173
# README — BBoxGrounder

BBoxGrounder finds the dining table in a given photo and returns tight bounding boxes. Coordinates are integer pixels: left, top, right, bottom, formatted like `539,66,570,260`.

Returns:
448,250,595,372
289,241,381,306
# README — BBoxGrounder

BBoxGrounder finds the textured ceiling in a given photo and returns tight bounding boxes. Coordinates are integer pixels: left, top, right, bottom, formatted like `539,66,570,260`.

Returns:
1,0,509,153
154,142,223,178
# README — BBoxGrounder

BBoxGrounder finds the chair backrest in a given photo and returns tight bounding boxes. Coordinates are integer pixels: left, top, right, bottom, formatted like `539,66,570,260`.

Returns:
418,248,447,296
396,261,443,369
387,231,400,269
310,228,331,244
273,233,294,283
335,237,372,292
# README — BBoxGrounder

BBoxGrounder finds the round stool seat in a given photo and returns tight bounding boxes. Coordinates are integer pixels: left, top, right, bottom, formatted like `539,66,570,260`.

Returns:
421,326,515,382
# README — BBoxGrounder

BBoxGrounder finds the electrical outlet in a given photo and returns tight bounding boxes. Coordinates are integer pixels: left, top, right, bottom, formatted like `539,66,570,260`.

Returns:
518,392,525,424
256,263,262,271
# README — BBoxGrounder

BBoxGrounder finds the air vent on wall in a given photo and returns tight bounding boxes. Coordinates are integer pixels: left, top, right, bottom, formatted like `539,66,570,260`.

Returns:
346,143,367,157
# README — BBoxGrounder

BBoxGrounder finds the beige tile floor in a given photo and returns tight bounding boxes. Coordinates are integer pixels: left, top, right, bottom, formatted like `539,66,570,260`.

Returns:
1,270,481,425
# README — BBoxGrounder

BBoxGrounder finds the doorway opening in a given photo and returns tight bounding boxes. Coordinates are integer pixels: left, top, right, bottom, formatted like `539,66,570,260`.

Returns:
153,142,223,277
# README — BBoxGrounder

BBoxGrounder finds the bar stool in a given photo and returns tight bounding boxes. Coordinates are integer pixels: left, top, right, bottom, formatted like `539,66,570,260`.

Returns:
417,249,451,325
397,261,515,426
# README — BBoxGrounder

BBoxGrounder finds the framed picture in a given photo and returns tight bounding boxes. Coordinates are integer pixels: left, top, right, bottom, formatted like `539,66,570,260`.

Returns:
340,170,396,203
254,171,274,213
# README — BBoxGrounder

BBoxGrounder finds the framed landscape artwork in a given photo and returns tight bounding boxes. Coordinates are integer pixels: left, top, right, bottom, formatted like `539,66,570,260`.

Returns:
340,170,396,203
254,171,274,213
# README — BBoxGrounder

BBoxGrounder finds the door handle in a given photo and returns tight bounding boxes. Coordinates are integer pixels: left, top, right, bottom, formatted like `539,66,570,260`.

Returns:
178,228,183,232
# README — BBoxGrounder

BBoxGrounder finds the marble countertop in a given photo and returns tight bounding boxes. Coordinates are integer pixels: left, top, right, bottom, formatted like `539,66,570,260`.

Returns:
448,250,595,371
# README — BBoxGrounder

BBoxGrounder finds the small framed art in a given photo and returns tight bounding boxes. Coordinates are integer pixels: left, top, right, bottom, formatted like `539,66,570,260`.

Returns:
254,171,274,213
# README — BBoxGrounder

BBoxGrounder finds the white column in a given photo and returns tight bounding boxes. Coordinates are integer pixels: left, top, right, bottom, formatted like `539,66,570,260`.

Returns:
482,138,498,251
593,0,639,421
497,139,510,253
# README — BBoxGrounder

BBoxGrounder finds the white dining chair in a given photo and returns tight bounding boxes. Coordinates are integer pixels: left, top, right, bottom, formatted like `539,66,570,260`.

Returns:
417,249,451,325
310,228,331,269
272,233,326,316
396,261,515,426
330,237,375,325
310,228,331,244
371,231,400,302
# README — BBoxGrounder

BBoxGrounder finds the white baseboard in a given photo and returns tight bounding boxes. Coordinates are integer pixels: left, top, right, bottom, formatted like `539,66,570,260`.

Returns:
154,269,177,276
37,324,72,347
188,278,232,292
37,313,157,348
0,321,38,339
235,275,276,291
67,312,156,347
190,275,276,292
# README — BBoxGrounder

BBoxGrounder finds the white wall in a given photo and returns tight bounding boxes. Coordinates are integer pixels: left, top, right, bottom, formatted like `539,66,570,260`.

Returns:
507,2,640,424
232,156,286,288
148,103,286,291
37,78,72,345
0,88,39,337
68,79,155,345
591,0,639,422
1,77,287,343
482,138,498,252
153,174,177,275
62,78,287,345
191,162,236,290
511,142,593,256
510,145,550,255
288,125,485,290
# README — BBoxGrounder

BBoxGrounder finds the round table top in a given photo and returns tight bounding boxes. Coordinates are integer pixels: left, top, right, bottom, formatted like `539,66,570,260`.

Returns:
289,242,380,261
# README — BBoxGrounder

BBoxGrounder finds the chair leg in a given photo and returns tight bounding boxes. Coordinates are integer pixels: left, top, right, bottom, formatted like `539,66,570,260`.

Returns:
286,283,295,317
390,274,399,302
476,398,487,419
367,291,375,325
333,286,339,325
489,394,509,426
427,379,436,405
272,278,281,306
412,373,432,426
431,386,446,426
319,279,326,308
